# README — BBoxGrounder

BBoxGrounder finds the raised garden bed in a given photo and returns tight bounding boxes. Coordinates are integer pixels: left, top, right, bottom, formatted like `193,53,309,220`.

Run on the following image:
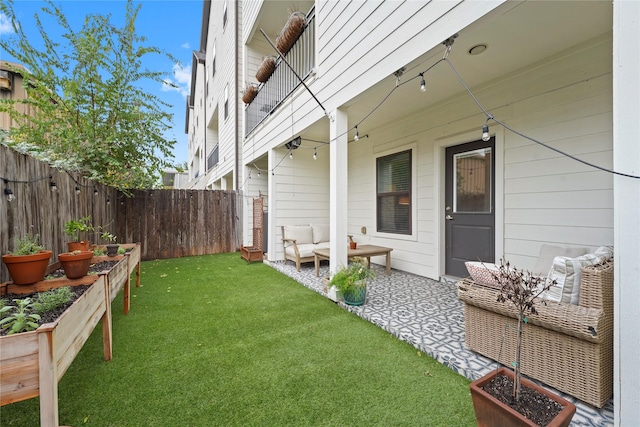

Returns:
0,243,141,427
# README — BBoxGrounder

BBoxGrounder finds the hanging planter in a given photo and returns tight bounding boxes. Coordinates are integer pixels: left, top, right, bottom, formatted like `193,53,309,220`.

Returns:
242,84,259,105
256,56,277,83
276,11,307,56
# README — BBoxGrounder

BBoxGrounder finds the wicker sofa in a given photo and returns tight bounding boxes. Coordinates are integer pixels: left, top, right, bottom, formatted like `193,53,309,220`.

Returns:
457,260,613,408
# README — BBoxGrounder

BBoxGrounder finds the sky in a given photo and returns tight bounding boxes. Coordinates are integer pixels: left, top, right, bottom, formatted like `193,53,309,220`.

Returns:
0,0,203,166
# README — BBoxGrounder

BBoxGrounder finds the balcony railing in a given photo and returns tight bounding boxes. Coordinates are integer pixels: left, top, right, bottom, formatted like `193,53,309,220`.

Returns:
207,144,219,170
245,6,315,137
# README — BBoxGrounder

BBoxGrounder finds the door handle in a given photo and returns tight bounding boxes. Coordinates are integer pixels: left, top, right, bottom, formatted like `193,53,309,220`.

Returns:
445,215,454,220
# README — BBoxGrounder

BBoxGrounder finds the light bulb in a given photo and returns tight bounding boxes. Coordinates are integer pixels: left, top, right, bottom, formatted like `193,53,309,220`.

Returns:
354,126,359,141
289,151,293,159
420,74,426,92
257,170,261,177
75,186,81,195
313,148,317,160
482,124,490,142
4,188,14,202
50,181,57,191
94,188,99,196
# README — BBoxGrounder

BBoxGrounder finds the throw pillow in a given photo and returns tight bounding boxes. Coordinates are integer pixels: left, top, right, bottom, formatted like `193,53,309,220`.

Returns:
531,244,589,276
546,246,614,304
465,261,500,288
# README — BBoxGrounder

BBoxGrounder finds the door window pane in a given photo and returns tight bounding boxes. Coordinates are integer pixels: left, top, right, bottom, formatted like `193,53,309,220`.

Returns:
454,148,492,213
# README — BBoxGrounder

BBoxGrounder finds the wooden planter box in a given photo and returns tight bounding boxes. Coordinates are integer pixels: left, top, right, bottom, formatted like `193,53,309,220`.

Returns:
0,243,141,427
0,275,110,427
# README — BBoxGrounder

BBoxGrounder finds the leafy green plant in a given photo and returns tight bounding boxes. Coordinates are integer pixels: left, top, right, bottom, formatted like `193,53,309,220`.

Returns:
0,298,41,334
117,246,126,255
9,233,45,255
64,215,94,241
93,246,107,256
32,287,74,315
329,256,377,294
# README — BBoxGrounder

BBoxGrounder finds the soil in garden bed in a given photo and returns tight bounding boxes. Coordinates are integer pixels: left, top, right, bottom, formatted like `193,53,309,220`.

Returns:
482,373,564,426
1,260,120,336
1,285,91,335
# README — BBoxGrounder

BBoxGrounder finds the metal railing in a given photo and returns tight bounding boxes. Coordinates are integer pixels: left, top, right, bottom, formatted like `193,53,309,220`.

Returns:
207,144,219,170
245,6,315,137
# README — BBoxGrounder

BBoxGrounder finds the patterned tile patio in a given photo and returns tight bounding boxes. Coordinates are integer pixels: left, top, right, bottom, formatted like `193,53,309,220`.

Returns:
269,259,614,426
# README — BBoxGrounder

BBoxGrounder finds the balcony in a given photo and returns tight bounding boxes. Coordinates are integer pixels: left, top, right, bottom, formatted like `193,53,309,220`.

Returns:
207,144,219,170
245,7,315,137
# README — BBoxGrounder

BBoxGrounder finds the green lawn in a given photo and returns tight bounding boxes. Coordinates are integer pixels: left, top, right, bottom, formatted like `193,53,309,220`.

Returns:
1,253,475,426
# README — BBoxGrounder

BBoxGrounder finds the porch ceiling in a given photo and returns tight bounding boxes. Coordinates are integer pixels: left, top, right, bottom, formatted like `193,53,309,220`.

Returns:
303,0,612,141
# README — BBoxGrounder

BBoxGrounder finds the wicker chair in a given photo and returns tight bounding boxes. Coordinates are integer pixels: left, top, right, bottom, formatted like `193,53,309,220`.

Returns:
457,261,613,408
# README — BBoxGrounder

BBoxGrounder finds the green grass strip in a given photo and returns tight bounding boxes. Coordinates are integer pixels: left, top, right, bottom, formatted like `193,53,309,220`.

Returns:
1,253,475,426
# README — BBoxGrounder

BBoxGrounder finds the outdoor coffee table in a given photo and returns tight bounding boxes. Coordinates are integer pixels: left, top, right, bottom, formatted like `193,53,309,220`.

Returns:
313,245,393,277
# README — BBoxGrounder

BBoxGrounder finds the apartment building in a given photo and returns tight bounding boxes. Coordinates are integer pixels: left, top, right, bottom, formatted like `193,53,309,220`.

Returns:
187,2,639,422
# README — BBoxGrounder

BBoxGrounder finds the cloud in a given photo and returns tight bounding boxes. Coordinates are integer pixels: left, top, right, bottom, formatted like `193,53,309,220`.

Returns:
161,63,191,98
181,42,190,49
0,13,13,35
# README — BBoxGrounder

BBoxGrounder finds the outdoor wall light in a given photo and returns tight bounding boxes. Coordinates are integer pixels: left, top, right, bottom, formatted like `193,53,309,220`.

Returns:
4,188,14,202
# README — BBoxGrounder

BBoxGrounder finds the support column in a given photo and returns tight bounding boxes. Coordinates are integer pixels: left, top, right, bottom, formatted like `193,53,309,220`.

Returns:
330,109,348,277
613,1,640,425
267,149,278,261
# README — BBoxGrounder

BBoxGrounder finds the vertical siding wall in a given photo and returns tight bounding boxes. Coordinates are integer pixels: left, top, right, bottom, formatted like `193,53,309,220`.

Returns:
347,37,613,278
0,145,118,283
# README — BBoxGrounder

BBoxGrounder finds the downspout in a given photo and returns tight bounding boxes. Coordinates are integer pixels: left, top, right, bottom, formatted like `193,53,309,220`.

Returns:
234,0,240,190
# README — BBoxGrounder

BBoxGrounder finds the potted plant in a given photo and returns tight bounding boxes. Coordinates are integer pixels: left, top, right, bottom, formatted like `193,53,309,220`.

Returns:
100,230,119,257
469,260,576,427
329,256,376,306
2,233,52,285
58,249,94,279
64,215,94,251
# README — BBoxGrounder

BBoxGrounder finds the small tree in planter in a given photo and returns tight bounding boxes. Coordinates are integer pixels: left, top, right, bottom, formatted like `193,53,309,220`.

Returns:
64,216,95,251
491,260,555,400
469,259,577,426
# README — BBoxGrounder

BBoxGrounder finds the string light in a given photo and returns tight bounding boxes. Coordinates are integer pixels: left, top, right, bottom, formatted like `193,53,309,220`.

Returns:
420,73,426,92
289,151,294,159
354,126,359,141
4,188,14,202
257,170,261,177
482,124,490,142
75,186,81,195
313,147,317,160
94,187,99,196
49,178,57,192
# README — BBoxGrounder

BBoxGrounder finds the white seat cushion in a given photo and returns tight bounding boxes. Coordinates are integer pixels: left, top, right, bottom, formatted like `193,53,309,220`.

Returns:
283,225,313,245
532,244,589,276
311,223,329,244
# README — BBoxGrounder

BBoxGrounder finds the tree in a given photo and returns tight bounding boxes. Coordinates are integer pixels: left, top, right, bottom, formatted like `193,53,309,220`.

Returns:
0,0,179,190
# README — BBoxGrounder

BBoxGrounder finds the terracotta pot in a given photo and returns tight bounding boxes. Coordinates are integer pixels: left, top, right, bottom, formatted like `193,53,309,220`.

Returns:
2,250,52,285
58,251,94,279
349,242,357,250
67,241,91,252
470,367,576,427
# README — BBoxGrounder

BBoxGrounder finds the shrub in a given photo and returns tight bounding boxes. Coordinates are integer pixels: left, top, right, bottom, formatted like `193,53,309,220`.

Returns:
32,287,74,315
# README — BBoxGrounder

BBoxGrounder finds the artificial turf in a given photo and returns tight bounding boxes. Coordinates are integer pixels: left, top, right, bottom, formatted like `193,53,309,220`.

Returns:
0,253,475,426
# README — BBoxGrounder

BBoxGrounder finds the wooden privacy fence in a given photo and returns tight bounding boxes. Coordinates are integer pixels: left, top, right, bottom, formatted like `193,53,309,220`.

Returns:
1,145,118,283
115,189,242,261
1,145,243,282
